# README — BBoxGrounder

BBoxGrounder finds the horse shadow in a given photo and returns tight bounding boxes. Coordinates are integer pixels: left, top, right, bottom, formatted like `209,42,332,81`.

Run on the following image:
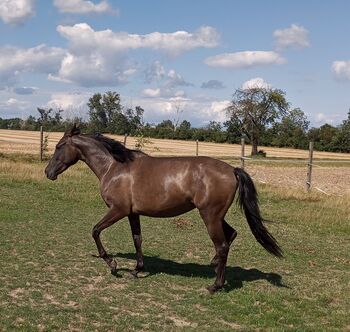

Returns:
113,252,288,291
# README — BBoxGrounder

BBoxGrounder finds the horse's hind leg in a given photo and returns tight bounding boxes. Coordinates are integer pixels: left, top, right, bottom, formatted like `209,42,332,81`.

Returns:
128,214,144,277
211,220,237,266
92,208,125,272
223,220,238,245
200,210,230,294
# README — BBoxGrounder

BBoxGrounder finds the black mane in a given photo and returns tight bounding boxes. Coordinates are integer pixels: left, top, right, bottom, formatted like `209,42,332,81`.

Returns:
90,133,142,163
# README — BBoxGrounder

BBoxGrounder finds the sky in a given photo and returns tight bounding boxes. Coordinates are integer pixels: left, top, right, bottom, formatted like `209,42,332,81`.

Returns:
0,0,350,127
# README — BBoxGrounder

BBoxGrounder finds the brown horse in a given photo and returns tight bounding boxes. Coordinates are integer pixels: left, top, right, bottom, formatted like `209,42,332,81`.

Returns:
45,125,282,293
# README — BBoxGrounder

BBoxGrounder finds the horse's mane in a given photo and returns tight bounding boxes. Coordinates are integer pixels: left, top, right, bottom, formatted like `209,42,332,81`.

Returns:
89,133,144,163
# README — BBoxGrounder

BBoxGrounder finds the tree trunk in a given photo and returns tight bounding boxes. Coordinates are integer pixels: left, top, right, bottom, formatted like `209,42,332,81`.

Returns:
251,136,259,156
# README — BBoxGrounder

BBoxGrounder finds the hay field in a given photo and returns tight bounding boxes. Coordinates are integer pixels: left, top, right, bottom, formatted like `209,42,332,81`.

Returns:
1,129,350,160
1,129,350,195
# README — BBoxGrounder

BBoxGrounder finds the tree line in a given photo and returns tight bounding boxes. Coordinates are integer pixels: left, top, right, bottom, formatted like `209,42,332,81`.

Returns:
1,89,349,154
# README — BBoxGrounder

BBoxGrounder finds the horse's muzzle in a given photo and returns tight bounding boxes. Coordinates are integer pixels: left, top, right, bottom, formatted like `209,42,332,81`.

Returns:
45,167,57,181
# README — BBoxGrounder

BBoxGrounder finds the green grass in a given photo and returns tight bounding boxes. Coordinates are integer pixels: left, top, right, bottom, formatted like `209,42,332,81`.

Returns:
0,155,349,331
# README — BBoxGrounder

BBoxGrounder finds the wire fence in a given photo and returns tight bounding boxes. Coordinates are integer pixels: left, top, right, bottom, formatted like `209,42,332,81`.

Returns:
12,129,350,197
239,139,350,196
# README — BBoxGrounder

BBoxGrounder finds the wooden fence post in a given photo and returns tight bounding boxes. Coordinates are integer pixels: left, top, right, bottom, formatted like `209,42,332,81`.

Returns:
240,137,245,169
306,141,314,191
40,126,43,161
123,134,128,146
196,140,199,156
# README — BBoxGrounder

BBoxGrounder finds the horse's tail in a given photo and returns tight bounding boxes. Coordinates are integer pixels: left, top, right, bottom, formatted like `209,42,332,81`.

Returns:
233,167,283,258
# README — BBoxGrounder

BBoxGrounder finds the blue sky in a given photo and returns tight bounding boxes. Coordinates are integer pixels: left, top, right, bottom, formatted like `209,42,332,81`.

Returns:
1,0,350,127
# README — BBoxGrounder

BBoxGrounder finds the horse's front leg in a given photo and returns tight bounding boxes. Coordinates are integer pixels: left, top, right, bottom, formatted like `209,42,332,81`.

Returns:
92,207,125,272
128,214,144,277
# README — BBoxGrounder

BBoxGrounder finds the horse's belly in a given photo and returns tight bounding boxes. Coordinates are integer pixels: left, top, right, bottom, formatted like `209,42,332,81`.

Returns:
133,201,195,218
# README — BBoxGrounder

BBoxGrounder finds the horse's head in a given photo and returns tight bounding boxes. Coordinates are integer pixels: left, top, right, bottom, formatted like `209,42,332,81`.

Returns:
45,124,81,181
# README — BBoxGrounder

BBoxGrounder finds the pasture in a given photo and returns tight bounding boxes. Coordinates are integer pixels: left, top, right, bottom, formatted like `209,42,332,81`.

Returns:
0,131,349,331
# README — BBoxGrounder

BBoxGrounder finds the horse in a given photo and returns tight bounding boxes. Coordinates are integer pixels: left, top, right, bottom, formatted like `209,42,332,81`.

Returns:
45,125,282,293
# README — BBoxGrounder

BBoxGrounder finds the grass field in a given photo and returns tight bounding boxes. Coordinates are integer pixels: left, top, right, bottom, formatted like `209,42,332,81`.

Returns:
0,149,349,331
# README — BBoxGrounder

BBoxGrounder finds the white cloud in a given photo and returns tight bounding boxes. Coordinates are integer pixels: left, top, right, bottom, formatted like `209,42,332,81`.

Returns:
0,0,35,25
142,88,161,98
273,24,310,49
242,77,272,90
332,60,350,80
0,97,30,111
200,100,231,123
144,61,165,83
57,23,219,55
314,112,342,125
204,51,286,68
141,66,192,99
47,92,89,110
0,44,66,87
53,23,218,86
49,52,135,87
165,69,193,88
53,0,117,15
130,96,230,126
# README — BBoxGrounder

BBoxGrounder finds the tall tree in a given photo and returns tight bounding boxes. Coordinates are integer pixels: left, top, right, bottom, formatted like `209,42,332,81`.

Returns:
272,108,309,149
87,91,122,132
37,107,63,130
177,120,192,139
308,124,339,151
332,111,350,152
226,87,289,155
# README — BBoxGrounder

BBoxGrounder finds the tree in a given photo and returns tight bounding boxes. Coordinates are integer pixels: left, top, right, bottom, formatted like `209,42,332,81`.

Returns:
154,120,175,138
87,91,122,132
125,106,144,135
172,100,184,132
308,124,339,151
332,111,350,152
271,108,309,149
177,120,193,139
224,116,242,144
227,87,289,155
37,107,63,130
206,121,227,142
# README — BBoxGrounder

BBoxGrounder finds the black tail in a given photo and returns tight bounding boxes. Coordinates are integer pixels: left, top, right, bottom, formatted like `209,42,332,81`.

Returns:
233,167,283,258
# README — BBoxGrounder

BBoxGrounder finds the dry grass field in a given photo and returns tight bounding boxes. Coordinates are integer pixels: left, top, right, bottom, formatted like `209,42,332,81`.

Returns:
1,129,349,196
0,129,349,330
1,129,350,160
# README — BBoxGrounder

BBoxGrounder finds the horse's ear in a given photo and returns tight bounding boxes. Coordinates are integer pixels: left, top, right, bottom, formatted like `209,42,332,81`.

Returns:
66,124,80,137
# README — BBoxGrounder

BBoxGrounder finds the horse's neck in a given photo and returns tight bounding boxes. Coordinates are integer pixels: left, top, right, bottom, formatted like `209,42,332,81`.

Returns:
74,136,116,181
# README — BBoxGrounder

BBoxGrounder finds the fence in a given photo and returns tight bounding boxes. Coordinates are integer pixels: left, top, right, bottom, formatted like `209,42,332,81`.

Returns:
238,138,350,196
37,130,350,196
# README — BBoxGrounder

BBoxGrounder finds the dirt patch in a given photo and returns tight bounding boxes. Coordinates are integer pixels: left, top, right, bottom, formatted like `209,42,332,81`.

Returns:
172,217,193,229
9,288,26,299
217,319,242,329
168,315,198,328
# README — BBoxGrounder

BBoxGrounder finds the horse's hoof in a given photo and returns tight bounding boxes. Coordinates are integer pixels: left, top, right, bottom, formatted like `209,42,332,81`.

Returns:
206,284,221,294
109,259,117,272
130,270,139,278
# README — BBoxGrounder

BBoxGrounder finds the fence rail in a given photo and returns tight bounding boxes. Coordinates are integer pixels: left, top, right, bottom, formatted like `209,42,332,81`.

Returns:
34,130,350,196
